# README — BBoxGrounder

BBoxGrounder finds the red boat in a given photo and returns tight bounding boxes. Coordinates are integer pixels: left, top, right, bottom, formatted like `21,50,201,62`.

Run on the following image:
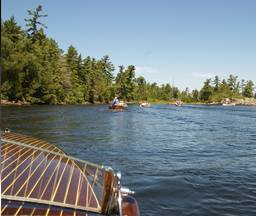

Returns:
173,101,183,106
1,131,140,216
108,101,128,110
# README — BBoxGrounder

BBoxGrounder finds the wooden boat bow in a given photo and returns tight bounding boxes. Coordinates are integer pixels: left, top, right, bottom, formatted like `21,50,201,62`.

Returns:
1,132,140,216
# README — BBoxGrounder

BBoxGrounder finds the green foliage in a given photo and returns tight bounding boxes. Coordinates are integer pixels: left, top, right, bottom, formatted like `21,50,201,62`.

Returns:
200,79,213,102
192,89,200,102
24,5,47,40
1,6,255,105
227,75,238,91
243,80,255,97
1,93,9,100
88,86,95,103
99,55,115,85
66,89,84,104
212,76,220,92
2,16,23,43
115,65,136,101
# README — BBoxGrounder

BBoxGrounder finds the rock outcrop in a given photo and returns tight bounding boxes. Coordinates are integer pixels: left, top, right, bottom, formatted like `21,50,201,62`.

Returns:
231,98,256,105
1,100,31,105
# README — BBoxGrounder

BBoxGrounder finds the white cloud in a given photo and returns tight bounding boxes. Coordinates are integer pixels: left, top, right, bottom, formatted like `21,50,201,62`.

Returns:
192,73,215,78
136,67,160,74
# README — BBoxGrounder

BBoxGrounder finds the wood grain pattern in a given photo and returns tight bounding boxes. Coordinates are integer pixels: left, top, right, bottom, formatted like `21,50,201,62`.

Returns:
1,133,103,214
1,132,140,216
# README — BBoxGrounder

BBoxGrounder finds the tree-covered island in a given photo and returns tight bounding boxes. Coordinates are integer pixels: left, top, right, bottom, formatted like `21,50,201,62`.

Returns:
1,6,256,105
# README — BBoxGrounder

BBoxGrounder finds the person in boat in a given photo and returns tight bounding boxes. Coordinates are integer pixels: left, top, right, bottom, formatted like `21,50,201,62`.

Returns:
110,97,118,109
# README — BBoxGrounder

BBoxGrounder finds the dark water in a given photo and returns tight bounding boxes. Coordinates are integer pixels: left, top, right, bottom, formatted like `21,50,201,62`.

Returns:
1,104,256,215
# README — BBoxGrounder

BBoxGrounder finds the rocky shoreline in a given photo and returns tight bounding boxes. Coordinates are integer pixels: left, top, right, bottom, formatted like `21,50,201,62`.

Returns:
230,98,256,105
1,98,256,106
0,100,106,106
208,98,256,105
1,100,32,106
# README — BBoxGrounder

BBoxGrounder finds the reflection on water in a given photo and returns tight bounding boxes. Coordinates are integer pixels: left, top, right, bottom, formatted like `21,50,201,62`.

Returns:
1,104,256,215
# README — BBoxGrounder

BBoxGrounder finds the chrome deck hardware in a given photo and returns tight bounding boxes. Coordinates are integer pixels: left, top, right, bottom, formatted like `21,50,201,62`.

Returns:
121,186,135,196
117,172,122,216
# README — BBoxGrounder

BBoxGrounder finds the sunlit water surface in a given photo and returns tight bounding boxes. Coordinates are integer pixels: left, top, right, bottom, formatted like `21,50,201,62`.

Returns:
1,104,256,215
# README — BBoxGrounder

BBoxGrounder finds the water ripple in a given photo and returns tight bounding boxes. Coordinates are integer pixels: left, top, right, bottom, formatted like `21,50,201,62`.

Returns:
1,104,256,215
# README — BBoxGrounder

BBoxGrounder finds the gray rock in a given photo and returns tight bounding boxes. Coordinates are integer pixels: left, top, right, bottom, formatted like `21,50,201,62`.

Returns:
232,98,256,105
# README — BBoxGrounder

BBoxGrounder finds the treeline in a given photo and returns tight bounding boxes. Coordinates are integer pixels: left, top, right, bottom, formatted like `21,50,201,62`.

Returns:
1,5,255,104
179,75,255,103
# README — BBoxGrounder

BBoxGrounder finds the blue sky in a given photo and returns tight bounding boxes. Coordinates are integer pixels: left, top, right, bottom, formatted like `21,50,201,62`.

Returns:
2,0,256,92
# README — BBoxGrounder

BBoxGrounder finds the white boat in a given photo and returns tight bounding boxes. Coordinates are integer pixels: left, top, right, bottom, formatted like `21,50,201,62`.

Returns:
173,101,183,106
118,101,128,108
223,102,236,106
140,102,150,107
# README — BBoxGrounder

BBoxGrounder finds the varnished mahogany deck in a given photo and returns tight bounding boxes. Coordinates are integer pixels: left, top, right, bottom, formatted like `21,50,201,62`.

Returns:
1,132,140,216
1,133,106,215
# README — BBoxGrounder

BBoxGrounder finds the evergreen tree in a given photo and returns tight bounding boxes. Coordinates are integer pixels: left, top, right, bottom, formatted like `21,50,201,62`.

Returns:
243,80,255,97
164,83,172,101
149,82,159,101
219,79,229,94
172,87,180,100
2,16,23,43
227,75,238,91
135,76,147,101
200,79,213,102
98,55,115,102
64,45,85,103
192,89,200,102
180,87,192,103
125,65,136,101
212,76,220,92
100,55,115,85
115,65,126,99
240,79,245,96
24,5,48,42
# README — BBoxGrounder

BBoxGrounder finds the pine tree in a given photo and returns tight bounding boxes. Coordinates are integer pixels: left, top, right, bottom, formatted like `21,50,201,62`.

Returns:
243,80,255,97
24,5,48,42
200,79,213,102
212,76,220,92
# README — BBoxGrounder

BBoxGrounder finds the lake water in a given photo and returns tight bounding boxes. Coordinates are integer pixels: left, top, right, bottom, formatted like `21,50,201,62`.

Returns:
1,104,256,215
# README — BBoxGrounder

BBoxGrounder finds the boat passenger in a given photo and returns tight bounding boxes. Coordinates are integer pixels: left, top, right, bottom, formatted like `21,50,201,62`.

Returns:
110,97,118,109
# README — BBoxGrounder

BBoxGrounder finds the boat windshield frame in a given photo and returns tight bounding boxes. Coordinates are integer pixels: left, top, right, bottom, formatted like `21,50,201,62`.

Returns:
1,135,116,214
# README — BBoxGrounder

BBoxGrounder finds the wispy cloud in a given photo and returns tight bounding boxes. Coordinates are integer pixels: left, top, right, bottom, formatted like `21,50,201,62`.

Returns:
136,67,160,74
192,73,215,78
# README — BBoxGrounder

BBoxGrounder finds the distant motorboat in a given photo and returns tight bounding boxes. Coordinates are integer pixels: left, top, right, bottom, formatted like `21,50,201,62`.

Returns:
173,101,183,106
140,102,150,107
109,101,128,110
223,102,236,106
